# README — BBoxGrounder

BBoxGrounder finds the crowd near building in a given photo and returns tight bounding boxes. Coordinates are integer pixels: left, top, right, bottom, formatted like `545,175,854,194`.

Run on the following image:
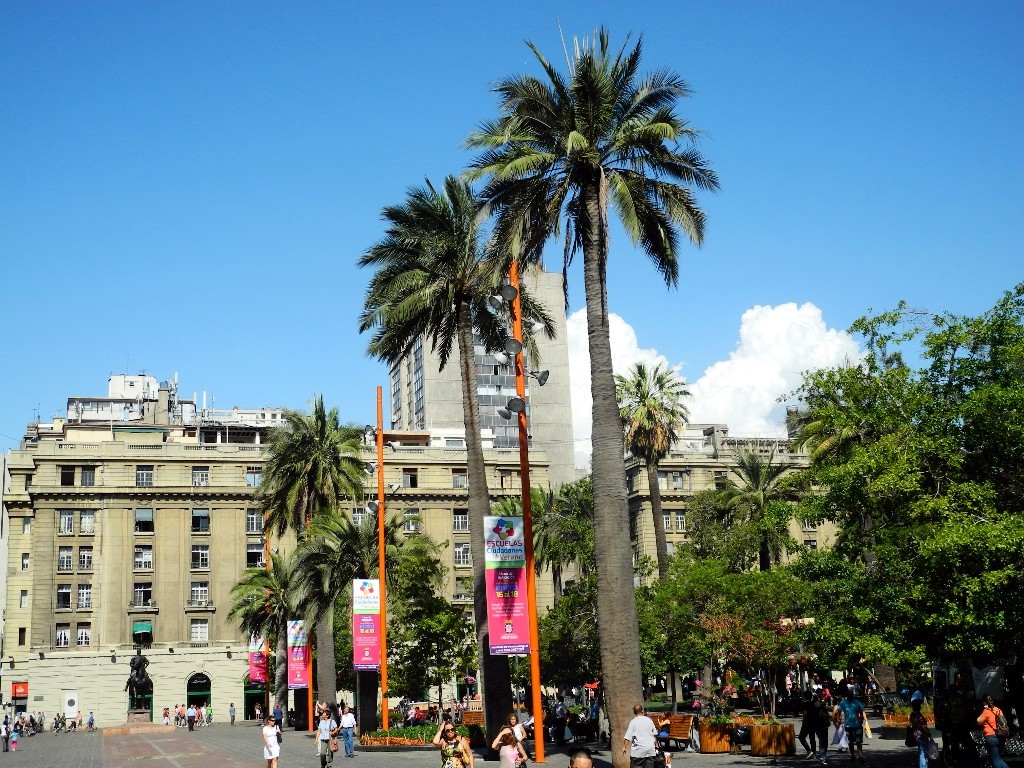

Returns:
0,291,821,726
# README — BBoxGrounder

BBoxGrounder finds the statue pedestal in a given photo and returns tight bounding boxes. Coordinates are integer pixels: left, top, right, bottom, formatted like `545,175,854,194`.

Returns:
127,709,151,724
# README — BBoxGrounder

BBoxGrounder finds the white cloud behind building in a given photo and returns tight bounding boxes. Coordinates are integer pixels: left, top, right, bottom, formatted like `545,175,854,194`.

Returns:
565,302,862,469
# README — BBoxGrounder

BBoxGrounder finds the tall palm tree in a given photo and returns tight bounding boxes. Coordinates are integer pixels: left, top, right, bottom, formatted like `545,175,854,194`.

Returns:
467,29,718,754
259,396,366,707
228,551,304,710
615,362,690,580
358,176,552,735
296,509,443,730
717,449,800,571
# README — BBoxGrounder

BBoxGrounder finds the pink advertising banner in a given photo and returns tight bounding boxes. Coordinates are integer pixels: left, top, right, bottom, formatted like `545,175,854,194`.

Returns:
286,620,309,690
352,579,381,671
248,634,268,684
484,515,531,655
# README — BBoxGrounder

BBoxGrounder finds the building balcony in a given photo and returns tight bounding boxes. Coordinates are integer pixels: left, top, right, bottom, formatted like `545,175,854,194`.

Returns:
185,599,216,612
127,600,159,614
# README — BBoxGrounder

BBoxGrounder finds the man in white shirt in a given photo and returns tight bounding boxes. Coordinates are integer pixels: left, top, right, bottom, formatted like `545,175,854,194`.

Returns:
622,705,659,768
339,706,358,758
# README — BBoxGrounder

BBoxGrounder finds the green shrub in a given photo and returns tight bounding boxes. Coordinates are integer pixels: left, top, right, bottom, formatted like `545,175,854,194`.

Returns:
362,724,468,741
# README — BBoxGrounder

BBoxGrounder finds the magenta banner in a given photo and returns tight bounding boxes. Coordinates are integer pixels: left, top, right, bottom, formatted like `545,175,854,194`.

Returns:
484,516,531,655
352,579,381,671
352,613,381,670
248,634,268,684
286,620,309,690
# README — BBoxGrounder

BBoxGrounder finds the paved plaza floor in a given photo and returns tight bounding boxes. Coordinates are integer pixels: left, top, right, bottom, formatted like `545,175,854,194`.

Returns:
0,719,918,768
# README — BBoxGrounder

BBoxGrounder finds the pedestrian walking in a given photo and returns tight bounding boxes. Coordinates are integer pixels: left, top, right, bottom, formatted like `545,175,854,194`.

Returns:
568,747,593,768
9,728,17,752
622,705,659,768
1,719,9,752
977,694,1010,768
316,709,340,767
492,730,528,768
262,714,281,768
340,705,358,758
833,690,866,764
229,703,236,725
433,720,474,768
186,703,197,731
255,703,263,724
909,699,935,768
87,712,95,732
162,707,170,726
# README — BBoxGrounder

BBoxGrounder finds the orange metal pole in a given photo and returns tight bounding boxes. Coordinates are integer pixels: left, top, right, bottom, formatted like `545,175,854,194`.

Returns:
376,386,390,730
509,259,545,763
264,510,271,716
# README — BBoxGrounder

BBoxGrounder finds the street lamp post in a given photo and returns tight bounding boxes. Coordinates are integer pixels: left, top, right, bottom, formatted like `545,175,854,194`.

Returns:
507,259,546,764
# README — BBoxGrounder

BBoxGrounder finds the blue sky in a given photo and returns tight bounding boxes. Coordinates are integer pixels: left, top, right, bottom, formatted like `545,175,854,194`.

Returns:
1,1,1021,456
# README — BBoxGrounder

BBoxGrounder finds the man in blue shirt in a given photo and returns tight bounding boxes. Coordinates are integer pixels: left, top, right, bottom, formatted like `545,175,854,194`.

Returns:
834,691,866,764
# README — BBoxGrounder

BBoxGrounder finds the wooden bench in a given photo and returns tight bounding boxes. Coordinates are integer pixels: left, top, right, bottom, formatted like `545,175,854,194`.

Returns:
665,715,696,750
461,711,484,726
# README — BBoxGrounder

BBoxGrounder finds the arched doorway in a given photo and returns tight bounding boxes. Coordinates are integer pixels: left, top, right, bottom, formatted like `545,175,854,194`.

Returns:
243,673,267,722
186,673,212,709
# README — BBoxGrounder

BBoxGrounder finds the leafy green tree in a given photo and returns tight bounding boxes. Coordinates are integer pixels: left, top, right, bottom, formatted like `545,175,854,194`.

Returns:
679,489,760,571
259,397,366,705
717,450,801,571
389,596,476,707
616,362,690,580
228,551,304,709
359,177,550,733
469,31,717,753
790,284,1024,664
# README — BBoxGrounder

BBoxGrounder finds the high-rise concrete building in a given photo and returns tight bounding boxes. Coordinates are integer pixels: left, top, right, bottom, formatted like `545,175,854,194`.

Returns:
388,267,576,488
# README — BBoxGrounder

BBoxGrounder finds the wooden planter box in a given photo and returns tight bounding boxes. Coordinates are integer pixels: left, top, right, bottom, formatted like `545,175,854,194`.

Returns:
750,724,796,756
698,723,732,753
883,714,934,727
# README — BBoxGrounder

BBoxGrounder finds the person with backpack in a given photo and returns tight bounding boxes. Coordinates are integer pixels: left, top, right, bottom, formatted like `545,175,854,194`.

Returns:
977,694,1010,768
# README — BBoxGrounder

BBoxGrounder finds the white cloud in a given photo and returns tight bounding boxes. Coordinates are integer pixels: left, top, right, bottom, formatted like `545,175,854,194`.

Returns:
566,303,860,468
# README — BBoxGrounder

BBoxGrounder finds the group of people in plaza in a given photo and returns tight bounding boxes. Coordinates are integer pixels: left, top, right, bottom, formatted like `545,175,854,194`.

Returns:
0,709,96,751
261,699,357,768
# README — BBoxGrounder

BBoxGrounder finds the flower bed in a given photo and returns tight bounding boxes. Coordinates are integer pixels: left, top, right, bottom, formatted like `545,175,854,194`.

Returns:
360,724,469,746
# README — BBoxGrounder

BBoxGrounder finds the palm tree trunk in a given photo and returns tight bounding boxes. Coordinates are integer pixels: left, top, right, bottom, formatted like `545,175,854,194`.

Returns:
316,609,338,707
582,176,643,768
275,627,288,709
457,304,512,738
647,461,670,580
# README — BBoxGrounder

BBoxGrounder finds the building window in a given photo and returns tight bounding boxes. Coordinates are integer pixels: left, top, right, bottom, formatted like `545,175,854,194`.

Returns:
134,545,153,571
191,545,210,570
190,581,210,606
56,584,72,609
676,511,687,531
453,511,469,532
401,467,419,489
59,510,74,534
351,507,366,527
79,547,93,570
18,627,27,645
804,538,818,550
136,465,154,487
20,590,28,609
192,466,210,487
134,509,154,534
498,469,520,489
78,584,92,609
22,518,31,535
445,438,465,449
58,546,74,571
662,512,671,531
21,553,29,570
402,508,420,533
133,582,153,605
55,624,71,647
245,466,262,487
80,510,96,534
191,508,210,533
77,623,91,646
246,509,263,534
454,542,471,567
246,543,264,568
452,469,468,489
802,521,818,532
81,466,95,487
60,465,76,486
190,618,209,644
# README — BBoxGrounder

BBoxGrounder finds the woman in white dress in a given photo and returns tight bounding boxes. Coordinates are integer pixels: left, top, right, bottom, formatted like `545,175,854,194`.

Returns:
263,715,281,768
